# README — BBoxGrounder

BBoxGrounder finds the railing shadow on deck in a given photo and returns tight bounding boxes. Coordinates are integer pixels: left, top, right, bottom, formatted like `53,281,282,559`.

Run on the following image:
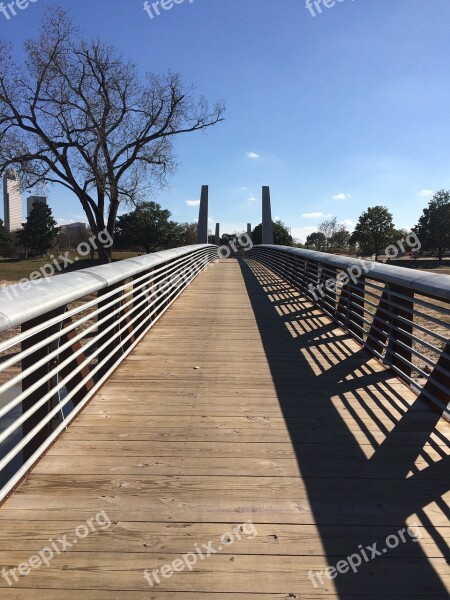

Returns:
239,257,450,597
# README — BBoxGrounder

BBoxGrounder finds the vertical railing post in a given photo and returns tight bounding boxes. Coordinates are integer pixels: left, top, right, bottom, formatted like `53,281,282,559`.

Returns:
420,341,450,415
366,285,390,357
133,269,152,339
307,260,320,304
321,266,337,317
386,284,414,377
337,277,365,338
21,309,62,461
58,314,95,407
97,283,122,378
349,278,365,339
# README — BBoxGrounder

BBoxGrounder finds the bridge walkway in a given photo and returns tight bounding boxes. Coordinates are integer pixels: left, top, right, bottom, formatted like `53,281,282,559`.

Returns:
0,258,449,598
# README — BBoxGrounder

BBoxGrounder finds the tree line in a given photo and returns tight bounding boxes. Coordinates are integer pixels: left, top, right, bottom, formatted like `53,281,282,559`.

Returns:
0,201,200,258
305,191,450,260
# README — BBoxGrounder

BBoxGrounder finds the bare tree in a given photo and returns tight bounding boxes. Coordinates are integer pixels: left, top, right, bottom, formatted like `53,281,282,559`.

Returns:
0,9,224,262
318,217,337,250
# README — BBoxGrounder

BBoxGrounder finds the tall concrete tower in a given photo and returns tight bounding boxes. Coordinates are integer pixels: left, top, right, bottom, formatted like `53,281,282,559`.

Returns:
262,186,273,244
196,185,209,244
3,169,23,232
214,223,220,246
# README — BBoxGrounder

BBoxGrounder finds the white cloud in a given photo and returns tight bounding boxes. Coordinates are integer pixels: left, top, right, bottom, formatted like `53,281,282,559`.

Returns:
333,193,351,200
246,152,260,160
342,219,356,229
301,212,332,219
247,195,257,204
418,189,433,197
290,226,318,244
185,199,200,207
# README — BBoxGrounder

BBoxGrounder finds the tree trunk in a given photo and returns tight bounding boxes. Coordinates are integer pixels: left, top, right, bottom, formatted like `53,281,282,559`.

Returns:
97,240,113,264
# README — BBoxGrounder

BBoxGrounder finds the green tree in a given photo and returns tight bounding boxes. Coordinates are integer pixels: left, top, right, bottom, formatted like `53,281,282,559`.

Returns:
115,202,183,253
331,224,351,250
252,221,294,246
349,206,395,259
178,223,197,246
17,202,59,257
414,190,450,261
305,232,326,250
0,218,13,257
0,8,224,263
0,218,11,246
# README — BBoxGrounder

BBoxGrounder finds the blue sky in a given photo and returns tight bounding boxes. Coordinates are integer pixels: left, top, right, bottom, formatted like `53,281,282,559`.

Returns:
1,0,450,241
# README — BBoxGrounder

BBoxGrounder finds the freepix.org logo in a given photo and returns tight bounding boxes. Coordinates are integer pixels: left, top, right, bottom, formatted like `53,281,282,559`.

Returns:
0,0,39,21
143,0,194,20
306,0,356,18
1,511,112,587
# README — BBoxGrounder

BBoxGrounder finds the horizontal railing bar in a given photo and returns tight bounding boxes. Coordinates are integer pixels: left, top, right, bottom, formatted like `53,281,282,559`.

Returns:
248,247,450,413
362,285,450,326
0,247,208,501
14,249,211,408
0,249,208,395
0,246,212,354
0,250,214,476
258,245,450,300
0,244,215,332
0,275,159,420
361,288,450,342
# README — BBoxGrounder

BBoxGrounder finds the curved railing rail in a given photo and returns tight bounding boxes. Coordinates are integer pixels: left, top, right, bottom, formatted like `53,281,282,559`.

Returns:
247,245,450,420
0,244,217,501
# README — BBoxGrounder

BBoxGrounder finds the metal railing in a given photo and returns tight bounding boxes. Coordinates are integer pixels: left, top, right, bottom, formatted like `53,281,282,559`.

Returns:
247,245,450,420
0,244,217,501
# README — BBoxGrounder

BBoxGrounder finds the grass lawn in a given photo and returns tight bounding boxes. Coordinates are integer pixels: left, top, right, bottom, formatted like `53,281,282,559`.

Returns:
0,251,141,284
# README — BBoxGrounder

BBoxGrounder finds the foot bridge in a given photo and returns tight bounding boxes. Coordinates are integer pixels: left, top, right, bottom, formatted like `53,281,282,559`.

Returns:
0,202,449,598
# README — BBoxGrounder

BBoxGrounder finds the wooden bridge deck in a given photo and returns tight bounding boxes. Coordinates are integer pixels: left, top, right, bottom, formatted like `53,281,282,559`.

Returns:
0,258,449,599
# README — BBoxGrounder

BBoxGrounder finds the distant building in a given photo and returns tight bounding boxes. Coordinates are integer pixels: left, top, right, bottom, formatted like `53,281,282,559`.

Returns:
2,169,23,232
59,222,90,248
27,196,47,218
60,222,88,235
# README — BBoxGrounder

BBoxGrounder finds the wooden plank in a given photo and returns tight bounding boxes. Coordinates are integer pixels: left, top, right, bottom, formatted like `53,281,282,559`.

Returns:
54,426,450,445
45,440,449,461
0,593,398,600
30,455,447,478
0,552,449,593
1,522,447,557
0,593,422,600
